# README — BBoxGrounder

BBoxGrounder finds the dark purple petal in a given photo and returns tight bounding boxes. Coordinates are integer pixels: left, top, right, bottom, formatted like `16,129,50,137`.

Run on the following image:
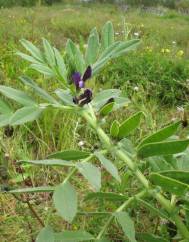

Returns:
77,89,93,106
82,66,92,82
72,72,81,88
84,89,92,98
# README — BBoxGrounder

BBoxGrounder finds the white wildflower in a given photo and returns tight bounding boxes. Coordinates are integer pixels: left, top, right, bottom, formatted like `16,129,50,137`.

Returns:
133,86,139,91
78,141,85,147
134,32,139,37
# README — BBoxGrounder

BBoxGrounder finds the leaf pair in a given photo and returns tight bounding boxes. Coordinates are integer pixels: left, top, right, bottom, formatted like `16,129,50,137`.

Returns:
110,111,143,139
0,85,45,126
137,121,189,158
36,212,136,242
150,171,189,196
18,38,67,83
92,89,130,115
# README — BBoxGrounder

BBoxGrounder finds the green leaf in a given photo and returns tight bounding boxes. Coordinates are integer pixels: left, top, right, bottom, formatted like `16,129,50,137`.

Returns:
110,120,120,138
118,111,143,138
92,89,121,111
54,89,75,106
111,39,140,58
85,192,127,201
85,28,100,65
8,186,54,194
137,139,189,159
147,156,174,172
138,121,181,147
100,101,114,116
10,106,43,125
30,63,54,77
0,98,12,114
17,51,41,64
20,76,58,104
53,47,67,81
137,199,169,219
55,231,94,242
150,173,189,196
114,212,136,242
53,182,77,223
98,41,121,61
0,86,36,106
95,152,121,182
36,226,54,242
66,39,86,74
101,21,114,50
159,170,189,185
20,39,44,63
76,162,101,191
176,149,189,171
43,38,56,67
48,150,90,161
20,159,75,167
92,56,110,75
0,113,12,127
95,239,111,242
118,138,135,157
113,96,130,111
137,233,168,242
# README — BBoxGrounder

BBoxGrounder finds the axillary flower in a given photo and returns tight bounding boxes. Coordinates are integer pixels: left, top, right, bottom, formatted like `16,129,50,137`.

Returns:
72,65,93,106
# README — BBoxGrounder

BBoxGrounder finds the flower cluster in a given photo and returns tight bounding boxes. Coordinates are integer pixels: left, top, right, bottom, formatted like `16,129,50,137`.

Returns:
72,66,93,106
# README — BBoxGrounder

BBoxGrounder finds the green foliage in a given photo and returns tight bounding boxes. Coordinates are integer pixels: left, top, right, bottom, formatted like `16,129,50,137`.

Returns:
176,0,189,11
114,212,136,242
1,19,189,242
53,181,77,223
101,52,189,105
0,0,62,7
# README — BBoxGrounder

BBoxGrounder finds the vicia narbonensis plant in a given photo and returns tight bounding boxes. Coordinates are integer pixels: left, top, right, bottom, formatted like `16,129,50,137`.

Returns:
1,21,189,241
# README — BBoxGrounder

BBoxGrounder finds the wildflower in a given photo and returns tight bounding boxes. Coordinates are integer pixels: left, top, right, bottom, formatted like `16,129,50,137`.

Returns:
177,50,184,57
72,66,93,106
78,141,85,147
73,89,93,107
161,48,165,53
72,66,92,90
165,48,170,53
134,32,139,37
115,32,120,36
172,41,176,45
134,86,139,91
177,106,184,113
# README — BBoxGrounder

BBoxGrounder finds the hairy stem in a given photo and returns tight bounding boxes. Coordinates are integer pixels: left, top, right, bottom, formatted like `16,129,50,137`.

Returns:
82,110,189,239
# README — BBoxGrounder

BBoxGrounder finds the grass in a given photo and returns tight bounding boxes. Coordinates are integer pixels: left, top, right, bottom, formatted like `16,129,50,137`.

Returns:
0,2,189,241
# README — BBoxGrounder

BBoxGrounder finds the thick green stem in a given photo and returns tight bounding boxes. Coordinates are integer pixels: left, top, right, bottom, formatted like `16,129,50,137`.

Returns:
82,110,189,239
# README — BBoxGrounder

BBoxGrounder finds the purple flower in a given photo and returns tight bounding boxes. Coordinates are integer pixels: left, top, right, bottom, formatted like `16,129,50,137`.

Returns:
73,89,93,107
72,66,92,90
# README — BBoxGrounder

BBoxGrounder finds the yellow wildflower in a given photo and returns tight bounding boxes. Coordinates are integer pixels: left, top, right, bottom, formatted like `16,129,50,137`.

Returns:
165,49,170,53
177,50,184,57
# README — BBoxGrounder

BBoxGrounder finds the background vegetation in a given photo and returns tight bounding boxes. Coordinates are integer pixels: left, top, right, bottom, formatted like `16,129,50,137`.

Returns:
0,1,189,241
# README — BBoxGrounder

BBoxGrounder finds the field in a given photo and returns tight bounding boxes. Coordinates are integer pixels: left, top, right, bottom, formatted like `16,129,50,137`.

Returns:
0,2,189,242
